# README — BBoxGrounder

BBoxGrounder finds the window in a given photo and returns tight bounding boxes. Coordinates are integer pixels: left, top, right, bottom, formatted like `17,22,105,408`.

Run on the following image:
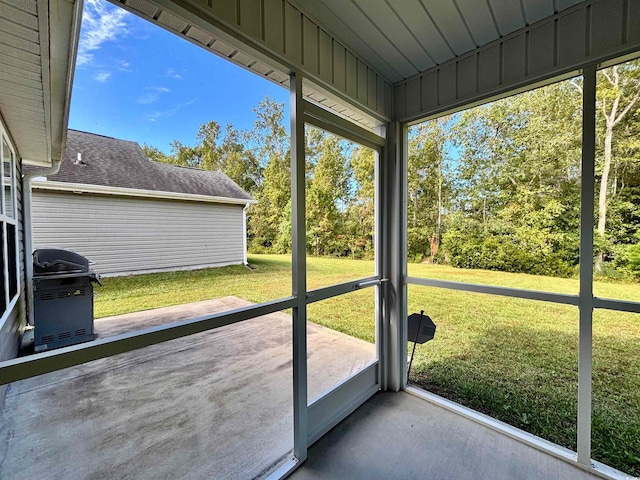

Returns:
1,130,19,319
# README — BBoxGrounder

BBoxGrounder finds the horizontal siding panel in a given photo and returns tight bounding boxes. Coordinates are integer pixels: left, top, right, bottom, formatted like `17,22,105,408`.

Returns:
0,2,38,30
0,17,39,43
0,31,39,55
32,193,246,276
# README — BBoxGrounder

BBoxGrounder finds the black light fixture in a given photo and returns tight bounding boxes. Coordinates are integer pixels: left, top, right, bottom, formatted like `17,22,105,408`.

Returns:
407,310,436,377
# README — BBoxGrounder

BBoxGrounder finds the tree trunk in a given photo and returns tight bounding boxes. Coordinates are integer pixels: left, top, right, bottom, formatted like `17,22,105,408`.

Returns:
432,159,443,261
595,125,613,272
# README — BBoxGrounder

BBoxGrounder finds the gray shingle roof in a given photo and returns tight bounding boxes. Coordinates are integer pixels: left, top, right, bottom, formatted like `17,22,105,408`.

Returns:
34,130,253,202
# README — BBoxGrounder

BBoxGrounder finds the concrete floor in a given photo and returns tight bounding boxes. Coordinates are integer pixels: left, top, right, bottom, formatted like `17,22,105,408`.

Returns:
291,391,598,480
0,297,375,480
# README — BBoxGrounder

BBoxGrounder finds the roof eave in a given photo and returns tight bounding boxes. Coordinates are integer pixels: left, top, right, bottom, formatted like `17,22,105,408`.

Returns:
32,180,258,205
43,0,84,165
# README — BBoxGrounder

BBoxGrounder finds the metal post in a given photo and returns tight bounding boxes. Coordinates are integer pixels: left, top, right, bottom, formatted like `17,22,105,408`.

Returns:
386,120,408,391
578,65,596,466
375,146,385,387
290,72,308,462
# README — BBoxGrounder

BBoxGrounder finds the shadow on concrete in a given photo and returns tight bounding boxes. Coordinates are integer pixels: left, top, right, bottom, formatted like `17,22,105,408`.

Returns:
410,323,640,477
0,297,375,480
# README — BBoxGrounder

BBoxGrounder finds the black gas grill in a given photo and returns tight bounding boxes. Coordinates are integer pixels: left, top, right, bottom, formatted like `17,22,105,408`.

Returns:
33,249,101,352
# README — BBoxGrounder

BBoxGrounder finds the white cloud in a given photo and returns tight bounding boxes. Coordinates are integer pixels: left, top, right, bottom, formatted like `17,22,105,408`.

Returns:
137,86,171,104
145,99,196,122
94,72,111,82
165,68,183,79
77,0,130,67
117,60,132,72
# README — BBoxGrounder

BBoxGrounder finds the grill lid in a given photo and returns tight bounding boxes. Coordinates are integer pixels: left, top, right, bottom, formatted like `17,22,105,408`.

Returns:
33,249,90,275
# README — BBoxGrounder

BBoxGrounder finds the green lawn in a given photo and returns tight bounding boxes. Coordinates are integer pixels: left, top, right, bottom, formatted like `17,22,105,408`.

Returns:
94,254,640,476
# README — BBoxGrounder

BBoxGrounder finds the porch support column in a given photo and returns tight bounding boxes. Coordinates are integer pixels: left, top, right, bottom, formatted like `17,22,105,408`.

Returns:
384,120,407,392
290,71,308,462
577,65,596,466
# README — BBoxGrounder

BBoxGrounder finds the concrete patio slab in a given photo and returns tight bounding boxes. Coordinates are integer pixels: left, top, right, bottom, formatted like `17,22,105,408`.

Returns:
0,297,375,480
291,392,600,480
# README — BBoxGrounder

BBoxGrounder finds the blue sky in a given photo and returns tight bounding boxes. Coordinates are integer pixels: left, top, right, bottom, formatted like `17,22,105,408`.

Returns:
69,0,288,154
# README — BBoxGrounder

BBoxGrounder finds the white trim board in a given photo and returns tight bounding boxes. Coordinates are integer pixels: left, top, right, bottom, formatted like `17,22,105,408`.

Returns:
32,180,257,206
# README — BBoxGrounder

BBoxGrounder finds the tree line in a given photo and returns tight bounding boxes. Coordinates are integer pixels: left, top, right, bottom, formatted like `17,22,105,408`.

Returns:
144,59,640,278
143,97,376,259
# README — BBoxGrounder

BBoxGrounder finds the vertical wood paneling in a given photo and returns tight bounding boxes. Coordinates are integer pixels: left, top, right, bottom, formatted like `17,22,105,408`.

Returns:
357,61,367,103
478,44,501,92
368,68,377,109
630,1,640,44
557,8,586,66
333,42,346,91
376,76,385,115
319,30,332,83
284,3,302,64
438,64,456,104
405,77,420,117
394,83,406,119
394,0,640,122
590,0,624,56
302,16,318,74
208,0,237,24
238,0,261,39
456,55,476,98
346,51,357,98
263,0,283,52
502,35,527,84
529,22,555,75
385,83,393,117
420,71,438,112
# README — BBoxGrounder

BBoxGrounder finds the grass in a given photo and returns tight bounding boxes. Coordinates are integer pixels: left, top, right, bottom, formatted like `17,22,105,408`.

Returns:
94,254,640,476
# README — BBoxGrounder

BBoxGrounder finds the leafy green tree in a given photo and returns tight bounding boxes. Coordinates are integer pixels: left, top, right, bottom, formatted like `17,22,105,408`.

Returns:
347,145,376,258
142,143,169,163
442,79,583,275
407,117,453,261
306,129,352,256
247,96,290,251
592,60,640,270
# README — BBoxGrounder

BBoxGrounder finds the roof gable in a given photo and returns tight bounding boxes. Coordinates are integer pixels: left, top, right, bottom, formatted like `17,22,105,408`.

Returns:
37,130,253,202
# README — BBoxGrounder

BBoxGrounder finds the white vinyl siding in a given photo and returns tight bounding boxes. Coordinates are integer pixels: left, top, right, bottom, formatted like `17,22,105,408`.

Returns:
32,191,245,276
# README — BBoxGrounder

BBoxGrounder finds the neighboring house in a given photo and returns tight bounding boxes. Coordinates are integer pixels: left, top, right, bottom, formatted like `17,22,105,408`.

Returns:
31,130,255,276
